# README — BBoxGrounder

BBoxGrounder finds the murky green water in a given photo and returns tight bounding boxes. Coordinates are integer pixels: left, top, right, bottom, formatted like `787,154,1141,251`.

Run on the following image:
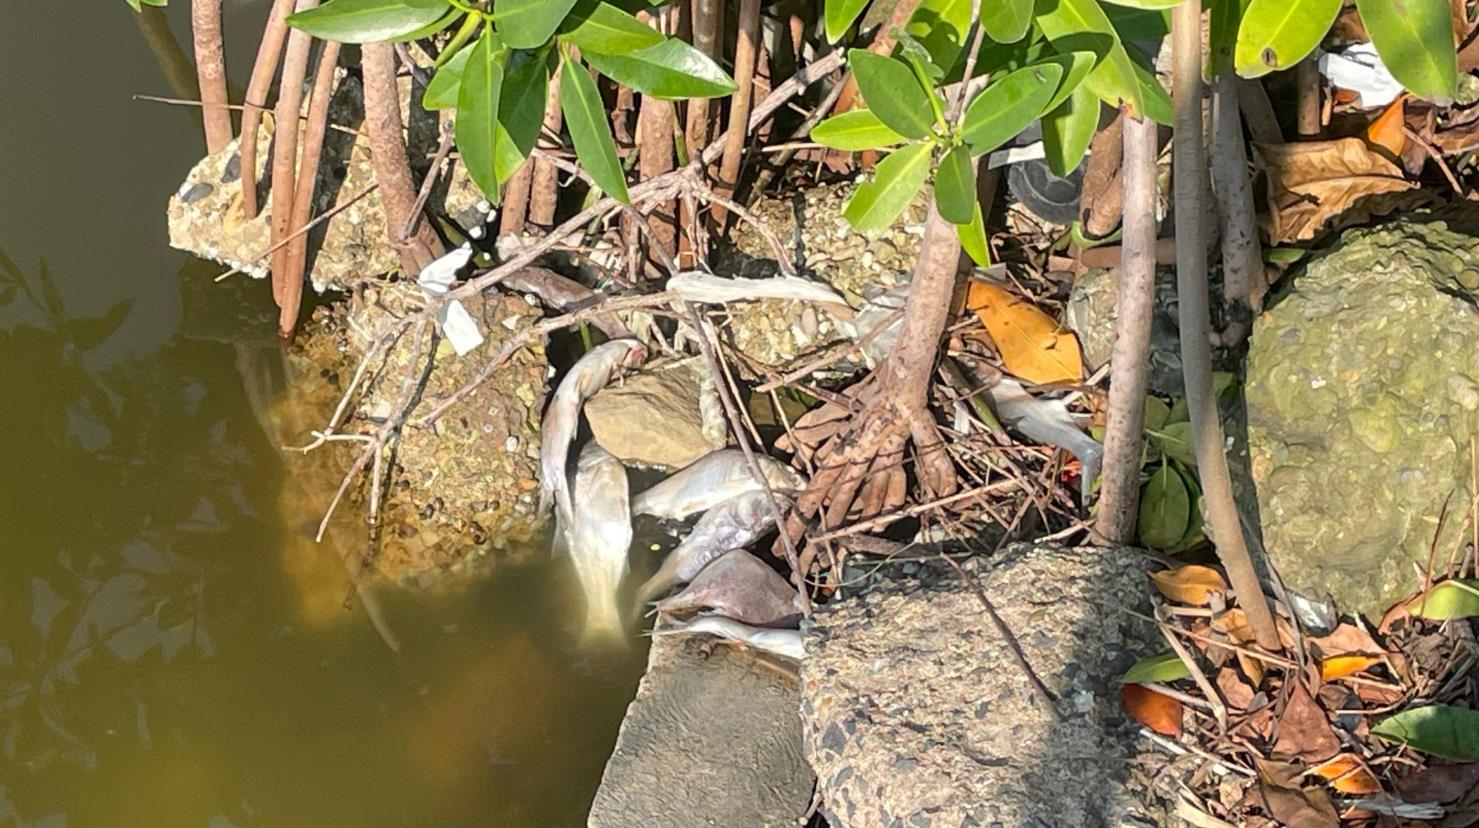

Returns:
0,3,647,824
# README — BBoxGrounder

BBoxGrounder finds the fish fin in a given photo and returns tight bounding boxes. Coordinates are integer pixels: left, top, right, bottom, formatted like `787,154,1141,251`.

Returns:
551,511,570,558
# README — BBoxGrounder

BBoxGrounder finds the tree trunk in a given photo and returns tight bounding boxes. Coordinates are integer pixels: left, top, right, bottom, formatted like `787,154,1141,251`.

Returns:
1172,0,1281,650
240,0,298,219
361,42,444,275
190,0,232,153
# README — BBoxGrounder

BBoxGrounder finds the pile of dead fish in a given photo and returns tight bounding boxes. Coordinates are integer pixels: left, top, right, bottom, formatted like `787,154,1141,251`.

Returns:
538,338,809,658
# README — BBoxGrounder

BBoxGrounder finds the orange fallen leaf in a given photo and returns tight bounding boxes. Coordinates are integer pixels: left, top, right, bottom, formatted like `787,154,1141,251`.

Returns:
965,281,1082,385
1255,138,1425,245
1122,683,1182,736
1311,754,1384,795
1364,97,1407,157
1319,654,1381,681
1150,564,1228,606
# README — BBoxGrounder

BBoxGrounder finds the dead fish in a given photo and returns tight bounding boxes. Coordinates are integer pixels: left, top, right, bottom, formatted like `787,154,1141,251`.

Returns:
654,549,803,628
636,491,781,605
539,338,646,549
651,615,805,661
632,449,804,521
567,443,633,641
985,378,1103,505
668,271,852,316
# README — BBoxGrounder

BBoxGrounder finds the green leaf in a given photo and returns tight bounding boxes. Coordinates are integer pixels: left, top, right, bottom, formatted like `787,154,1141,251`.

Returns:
287,0,451,43
981,0,1034,43
1041,84,1100,176
561,58,630,203
494,52,549,184
423,42,473,109
456,30,504,199
494,0,579,49
907,0,973,69
1153,421,1197,468
1100,0,1185,9
935,147,976,224
1234,0,1342,78
1143,395,1171,431
1265,246,1307,264
1371,705,1479,760
825,0,872,42
1128,45,1174,125
848,50,936,139
1208,0,1250,75
961,63,1064,157
811,109,908,151
1356,0,1457,103
958,202,992,266
1169,468,1206,551
1122,652,1192,684
584,38,736,99
390,5,458,42
842,142,932,236
895,30,945,83
1411,579,1479,620
125,0,168,8
1036,0,1146,117
1138,464,1190,549
560,0,663,54
1040,49,1101,112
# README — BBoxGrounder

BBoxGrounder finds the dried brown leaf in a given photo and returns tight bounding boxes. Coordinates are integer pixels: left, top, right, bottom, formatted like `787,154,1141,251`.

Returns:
1217,666,1255,711
1123,683,1183,737
1254,758,1341,828
1151,565,1229,606
1310,753,1384,794
1256,138,1425,245
1397,763,1479,803
1271,683,1342,764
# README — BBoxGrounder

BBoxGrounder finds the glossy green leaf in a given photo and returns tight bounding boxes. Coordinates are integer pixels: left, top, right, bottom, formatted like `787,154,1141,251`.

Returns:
494,52,549,184
1234,0,1342,78
1122,652,1192,684
961,63,1064,157
1041,83,1099,176
560,1,663,54
1036,0,1146,116
561,59,630,203
1170,472,1206,552
907,0,973,69
1153,421,1197,468
1356,0,1457,103
391,5,458,41
584,38,736,99
810,109,908,151
1139,465,1190,549
1371,705,1479,760
1411,579,1479,620
935,147,976,224
959,202,992,266
1100,0,1185,9
1208,0,1250,75
1128,49,1173,125
423,42,473,109
896,31,945,83
1104,4,1172,38
287,0,451,43
1143,395,1172,431
842,142,932,236
1040,50,1100,112
982,0,1034,43
456,31,504,199
848,50,937,139
825,0,872,42
125,0,170,10
494,0,579,48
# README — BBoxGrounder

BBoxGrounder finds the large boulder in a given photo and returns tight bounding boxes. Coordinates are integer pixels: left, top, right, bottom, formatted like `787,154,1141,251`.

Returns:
585,357,727,469
588,629,813,827
1245,217,1479,620
800,543,1172,827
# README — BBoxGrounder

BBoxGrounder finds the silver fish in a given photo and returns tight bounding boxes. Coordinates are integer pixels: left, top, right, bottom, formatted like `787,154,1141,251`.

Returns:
654,549,803,628
636,491,781,604
539,338,646,548
568,443,633,640
651,615,805,660
668,271,848,309
632,449,804,521
985,378,1103,505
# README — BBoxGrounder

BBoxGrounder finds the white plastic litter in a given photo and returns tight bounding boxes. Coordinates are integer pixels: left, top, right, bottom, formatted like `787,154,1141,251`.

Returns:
416,244,485,356
1319,43,1404,108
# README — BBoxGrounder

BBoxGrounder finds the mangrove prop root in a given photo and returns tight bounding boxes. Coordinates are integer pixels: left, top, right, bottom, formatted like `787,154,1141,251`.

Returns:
281,40,341,337
713,0,762,224
361,42,444,274
1172,0,1281,651
190,0,232,153
240,0,297,220
1094,112,1159,546
1211,71,1267,313
528,62,565,230
268,0,318,310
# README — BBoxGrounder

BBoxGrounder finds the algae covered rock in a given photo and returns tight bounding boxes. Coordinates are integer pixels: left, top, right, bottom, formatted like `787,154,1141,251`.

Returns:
1246,217,1479,619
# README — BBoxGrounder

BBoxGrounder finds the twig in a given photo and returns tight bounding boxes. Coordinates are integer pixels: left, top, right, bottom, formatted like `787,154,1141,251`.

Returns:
806,479,1021,542
1404,126,1467,195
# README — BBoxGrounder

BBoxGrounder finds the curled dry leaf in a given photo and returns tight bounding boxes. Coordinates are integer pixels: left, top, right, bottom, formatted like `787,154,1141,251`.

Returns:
1123,683,1183,736
1254,758,1342,828
1319,654,1381,681
1151,564,1229,606
1363,96,1407,157
965,281,1083,386
1271,683,1343,764
1255,137,1426,244
1310,753,1384,795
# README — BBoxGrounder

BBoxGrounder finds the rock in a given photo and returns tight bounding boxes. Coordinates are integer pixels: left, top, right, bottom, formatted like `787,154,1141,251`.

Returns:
801,543,1173,827
1066,266,1184,396
585,357,726,469
588,630,813,828
167,74,482,293
1245,217,1479,619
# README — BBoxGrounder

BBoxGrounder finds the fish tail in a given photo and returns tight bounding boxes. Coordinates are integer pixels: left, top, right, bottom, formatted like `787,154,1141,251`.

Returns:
580,596,630,647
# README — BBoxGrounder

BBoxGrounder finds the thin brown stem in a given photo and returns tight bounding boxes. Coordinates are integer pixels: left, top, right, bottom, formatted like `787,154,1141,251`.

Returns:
713,0,762,222
281,41,341,337
1094,112,1159,546
241,0,299,219
268,0,317,309
190,0,232,153
1172,0,1280,650
1296,57,1321,137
